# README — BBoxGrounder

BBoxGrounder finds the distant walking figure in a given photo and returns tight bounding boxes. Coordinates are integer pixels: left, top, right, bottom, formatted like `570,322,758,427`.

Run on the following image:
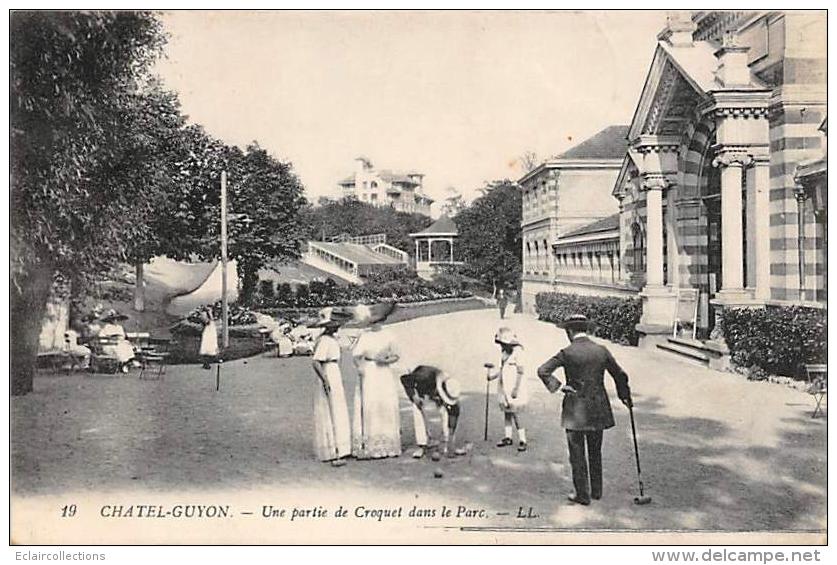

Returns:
497,289,508,319
537,314,632,506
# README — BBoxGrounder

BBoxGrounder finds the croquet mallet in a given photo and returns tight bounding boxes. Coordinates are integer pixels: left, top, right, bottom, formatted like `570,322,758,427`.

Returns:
628,403,652,505
483,362,495,441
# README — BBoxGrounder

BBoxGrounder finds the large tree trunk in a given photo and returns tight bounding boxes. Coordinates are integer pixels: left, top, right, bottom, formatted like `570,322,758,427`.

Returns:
10,262,54,396
134,262,145,312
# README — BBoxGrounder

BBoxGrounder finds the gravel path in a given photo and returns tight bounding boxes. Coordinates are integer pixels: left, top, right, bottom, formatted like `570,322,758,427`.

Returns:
11,310,826,544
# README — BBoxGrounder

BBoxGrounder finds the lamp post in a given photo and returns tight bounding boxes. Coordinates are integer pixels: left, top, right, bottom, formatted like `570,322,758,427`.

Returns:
220,171,229,349
220,169,255,349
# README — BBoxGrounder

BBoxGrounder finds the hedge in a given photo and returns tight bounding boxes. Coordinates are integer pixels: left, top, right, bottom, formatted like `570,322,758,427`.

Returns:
248,266,473,309
535,292,642,345
721,305,826,379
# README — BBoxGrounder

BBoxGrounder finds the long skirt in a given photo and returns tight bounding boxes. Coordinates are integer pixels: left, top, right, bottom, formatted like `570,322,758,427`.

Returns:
352,361,402,459
102,340,135,363
276,336,294,357
199,321,219,357
313,364,352,461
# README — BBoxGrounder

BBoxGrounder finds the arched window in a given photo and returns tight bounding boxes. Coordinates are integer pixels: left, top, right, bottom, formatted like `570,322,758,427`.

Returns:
371,181,378,189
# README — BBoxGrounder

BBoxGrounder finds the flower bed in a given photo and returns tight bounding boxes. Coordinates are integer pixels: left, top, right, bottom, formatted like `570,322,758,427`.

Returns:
722,304,826,380
262,296,490,326
250,266,474,309
166,333,268,365
534,292,642,345
168,303,271,364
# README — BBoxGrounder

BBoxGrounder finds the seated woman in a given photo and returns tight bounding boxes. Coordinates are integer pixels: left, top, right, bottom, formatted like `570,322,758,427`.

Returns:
290,323,317,356
275,323,295,358
97,309,137,373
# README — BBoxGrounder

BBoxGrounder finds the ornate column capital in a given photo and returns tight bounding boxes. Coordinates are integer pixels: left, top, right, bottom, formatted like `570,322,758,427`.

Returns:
793,184,809,203
712,147,753,168
641,173,672,192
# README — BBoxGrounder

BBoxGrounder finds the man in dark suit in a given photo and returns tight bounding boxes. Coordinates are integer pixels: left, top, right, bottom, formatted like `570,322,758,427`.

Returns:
537,314,632,505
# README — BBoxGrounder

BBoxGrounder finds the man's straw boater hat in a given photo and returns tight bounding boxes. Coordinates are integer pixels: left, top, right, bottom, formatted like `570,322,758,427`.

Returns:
435,373,462,406
560,314,593,332
494,327,521,347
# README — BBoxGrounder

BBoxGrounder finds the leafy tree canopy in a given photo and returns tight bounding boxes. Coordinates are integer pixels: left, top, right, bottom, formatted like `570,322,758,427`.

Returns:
11,11,169,282
453,179,522,290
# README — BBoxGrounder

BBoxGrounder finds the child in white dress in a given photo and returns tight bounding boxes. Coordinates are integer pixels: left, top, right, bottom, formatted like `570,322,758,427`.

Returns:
487,327,529,452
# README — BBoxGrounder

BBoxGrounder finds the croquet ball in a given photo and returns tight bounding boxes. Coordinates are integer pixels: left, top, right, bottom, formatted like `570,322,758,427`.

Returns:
433,469,444,479
431,451,441,462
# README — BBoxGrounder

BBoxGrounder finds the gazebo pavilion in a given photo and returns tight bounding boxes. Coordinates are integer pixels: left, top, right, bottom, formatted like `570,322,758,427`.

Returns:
409,215,461,278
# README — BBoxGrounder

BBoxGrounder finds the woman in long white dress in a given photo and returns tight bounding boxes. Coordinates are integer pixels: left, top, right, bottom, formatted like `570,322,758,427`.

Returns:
98,310,136,373
199,308,219,369
310,309,352,466
351,319,402,459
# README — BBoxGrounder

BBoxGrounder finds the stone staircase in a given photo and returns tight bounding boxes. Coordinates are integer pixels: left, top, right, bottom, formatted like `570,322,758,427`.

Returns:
656,337,712,367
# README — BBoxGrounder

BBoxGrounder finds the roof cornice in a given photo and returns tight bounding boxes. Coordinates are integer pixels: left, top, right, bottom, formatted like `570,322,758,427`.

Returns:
517,158,624,184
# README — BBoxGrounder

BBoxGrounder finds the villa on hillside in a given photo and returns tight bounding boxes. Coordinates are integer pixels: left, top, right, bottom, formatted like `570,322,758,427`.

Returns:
338,157,434,216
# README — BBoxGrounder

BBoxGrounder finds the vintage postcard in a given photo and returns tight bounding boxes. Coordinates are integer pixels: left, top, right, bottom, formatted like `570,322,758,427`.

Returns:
9,9,827,546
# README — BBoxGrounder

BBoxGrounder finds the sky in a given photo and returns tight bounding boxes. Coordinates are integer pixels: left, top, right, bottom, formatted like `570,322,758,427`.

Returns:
155,10,668,211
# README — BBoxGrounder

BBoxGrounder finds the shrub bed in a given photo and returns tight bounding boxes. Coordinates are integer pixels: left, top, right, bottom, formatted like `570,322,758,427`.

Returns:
248,266,473,309
168,303,270,364
535,292,642,345
262,296,489,325
722,305,826,380
166,334,268,365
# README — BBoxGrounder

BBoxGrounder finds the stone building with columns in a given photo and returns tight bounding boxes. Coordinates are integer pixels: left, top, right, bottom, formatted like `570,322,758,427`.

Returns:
613,11,826,347
519,126,630,312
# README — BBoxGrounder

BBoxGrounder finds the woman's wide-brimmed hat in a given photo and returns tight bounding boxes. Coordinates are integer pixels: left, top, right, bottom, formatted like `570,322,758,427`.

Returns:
342,301,397,327
494,327,521,347
435,373,462,406
102,308,129,322
560,314,593,332
308,307,352,329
